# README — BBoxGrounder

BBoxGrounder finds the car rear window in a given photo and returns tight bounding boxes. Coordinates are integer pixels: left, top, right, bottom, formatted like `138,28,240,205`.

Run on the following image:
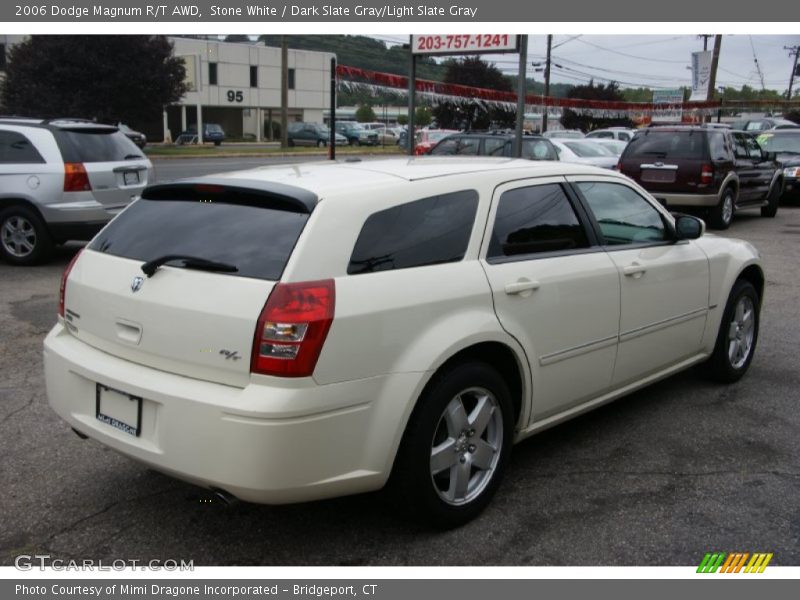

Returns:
56,129,143,162
89,197,309,281
623,131,707,160
348,190,479,275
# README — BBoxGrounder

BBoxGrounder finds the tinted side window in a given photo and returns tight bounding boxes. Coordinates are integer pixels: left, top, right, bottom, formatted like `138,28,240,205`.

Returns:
0,130,45,164
577,182,667,245
522,139,558,160
348,190,479,275
732,133,750,158
708,132,729,161
484,138,506,156
744,135,763,159
488,184,589,258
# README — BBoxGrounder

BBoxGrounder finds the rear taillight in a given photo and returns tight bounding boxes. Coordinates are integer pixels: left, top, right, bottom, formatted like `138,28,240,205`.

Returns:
64,163,91,192
700,164,714,186
251,279,335,377
58,249,83,318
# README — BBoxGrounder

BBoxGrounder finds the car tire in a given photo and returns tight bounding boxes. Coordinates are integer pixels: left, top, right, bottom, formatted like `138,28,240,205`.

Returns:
391,361,514,528
0,205,54,266
760,181,780,218
213,141,221,147
287,139,295,147
706,279,760,383
708,187,735,230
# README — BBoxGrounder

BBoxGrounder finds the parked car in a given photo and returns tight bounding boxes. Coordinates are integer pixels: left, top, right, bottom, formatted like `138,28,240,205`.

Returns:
0,117,153,265
549,139,619,169
755,129,800,201
429,133,558,161
334,122,379,146
543,129,585,139
46,158,763,527
583,138,629,157
176,123,225,146
617,125,783,229
585,127,637,142
733,117,799,132
413,129,459,155
117,123,147,149
287,122,347,147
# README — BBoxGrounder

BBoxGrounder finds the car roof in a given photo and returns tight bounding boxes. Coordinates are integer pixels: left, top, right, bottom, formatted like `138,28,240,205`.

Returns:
166,158,622,203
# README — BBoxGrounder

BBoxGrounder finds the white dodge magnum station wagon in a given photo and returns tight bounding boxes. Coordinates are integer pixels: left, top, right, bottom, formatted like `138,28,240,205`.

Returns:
45,158,763,527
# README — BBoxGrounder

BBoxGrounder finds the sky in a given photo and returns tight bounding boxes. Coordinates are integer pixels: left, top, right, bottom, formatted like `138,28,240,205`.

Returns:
372,34,800,92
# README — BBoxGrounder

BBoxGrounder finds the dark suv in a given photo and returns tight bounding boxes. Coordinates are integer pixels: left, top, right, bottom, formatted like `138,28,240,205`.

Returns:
429,133,559,161
618,126,783,229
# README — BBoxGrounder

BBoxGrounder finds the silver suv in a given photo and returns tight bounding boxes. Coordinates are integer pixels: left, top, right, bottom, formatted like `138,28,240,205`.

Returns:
0,118,153,265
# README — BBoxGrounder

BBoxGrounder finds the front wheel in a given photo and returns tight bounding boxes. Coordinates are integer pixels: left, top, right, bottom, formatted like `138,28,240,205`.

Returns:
708,188,735,230
760,181,780,218
706,279,760,383
391,362,514,528
0,205,54,265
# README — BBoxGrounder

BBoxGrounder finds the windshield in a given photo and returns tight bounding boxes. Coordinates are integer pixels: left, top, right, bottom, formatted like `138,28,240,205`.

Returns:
564,141,615,157
756,132,800,154
623,131,707,160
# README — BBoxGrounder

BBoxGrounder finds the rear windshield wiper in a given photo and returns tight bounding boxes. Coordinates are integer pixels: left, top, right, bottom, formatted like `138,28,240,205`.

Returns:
124,154,145,160
141,255,238,277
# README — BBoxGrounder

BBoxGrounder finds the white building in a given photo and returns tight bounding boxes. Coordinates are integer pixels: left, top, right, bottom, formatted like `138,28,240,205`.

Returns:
166,37,335,143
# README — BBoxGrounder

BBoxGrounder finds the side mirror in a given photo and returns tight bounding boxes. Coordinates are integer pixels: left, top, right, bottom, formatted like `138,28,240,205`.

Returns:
674,214,705,240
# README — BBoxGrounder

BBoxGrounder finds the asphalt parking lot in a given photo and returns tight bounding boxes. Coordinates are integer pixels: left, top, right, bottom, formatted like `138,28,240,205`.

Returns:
1,174,799,566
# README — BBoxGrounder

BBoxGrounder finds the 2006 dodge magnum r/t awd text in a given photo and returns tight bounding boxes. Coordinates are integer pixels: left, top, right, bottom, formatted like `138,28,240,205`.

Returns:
45,158,763,527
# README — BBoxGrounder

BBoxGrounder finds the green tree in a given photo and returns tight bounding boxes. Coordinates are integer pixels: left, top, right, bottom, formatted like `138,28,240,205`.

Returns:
2,36,187,126
415,106,432,127
355,104,377,122
397,114,408,126
432,57,515,130
224,34,252,43
560,80,634,132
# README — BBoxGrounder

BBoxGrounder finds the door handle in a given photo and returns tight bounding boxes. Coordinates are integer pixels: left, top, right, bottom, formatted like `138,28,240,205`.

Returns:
504,279,541,295
623,263,646,278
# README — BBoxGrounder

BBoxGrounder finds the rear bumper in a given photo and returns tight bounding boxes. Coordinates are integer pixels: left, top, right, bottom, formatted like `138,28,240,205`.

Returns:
648,192,719,208
44,323,423,504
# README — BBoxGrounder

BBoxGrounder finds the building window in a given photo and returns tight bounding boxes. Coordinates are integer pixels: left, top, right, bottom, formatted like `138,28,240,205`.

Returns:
208,62,218,86
0,44,6,71
250,65,258,88
288,68,295,90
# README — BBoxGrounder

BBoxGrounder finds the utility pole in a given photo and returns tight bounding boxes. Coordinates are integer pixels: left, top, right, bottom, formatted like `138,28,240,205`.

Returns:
514,35,528,157
707,34,722,101
542,34,552,134
699,34,712,51
280,36,288,149
786,45,800,100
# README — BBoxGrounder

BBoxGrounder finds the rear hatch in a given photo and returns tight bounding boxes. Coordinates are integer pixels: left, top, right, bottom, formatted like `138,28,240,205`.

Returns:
63,181,314,388
53,124,152,208
619,129,709,193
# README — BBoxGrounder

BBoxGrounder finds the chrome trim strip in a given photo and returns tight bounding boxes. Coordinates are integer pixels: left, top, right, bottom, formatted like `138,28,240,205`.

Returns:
640,163,679,170
539,335,618,366
619,307,708,343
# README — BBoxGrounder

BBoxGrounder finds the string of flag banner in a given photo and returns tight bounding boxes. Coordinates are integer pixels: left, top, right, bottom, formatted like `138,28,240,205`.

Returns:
336,65,800,118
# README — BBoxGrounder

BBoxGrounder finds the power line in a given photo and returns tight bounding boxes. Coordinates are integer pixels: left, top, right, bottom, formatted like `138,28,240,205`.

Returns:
572,38,689,64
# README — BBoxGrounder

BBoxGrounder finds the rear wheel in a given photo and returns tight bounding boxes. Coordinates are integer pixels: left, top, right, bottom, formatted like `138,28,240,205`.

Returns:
760,181,780,218
0,205,54,266
391,362,513,528
708,187,735,230
706,279,760,383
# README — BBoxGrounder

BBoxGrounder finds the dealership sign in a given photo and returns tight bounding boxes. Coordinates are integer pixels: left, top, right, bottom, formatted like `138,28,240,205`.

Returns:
411,34,520,56
691,50,712,101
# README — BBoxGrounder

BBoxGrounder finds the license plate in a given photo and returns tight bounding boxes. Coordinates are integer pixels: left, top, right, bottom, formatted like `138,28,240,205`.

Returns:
641,169,676,183
96,384,142,437
123,171,140,185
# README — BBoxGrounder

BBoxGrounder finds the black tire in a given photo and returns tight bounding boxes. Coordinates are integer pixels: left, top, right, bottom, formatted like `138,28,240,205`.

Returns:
706,279,760,383
708,187,735,230
287,139,295,147
760,181,780,218
213,141,221,146
390,361,514,528
0,205,54,266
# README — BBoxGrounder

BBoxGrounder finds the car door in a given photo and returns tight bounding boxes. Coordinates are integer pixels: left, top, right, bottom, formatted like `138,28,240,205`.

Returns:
731,132,761,203
743,134,776,201
571,177,710,387
480,178,621,422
